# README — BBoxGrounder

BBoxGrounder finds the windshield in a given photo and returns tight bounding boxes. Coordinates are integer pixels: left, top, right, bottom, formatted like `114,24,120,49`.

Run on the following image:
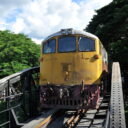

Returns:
79,37,95,52
58,36,76,52
43,39,56,53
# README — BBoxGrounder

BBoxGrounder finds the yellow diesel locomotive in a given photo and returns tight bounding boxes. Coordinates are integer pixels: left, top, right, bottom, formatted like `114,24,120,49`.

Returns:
40,28,108,109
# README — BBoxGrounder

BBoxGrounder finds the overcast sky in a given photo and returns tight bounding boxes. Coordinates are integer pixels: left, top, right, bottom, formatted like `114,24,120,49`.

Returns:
0,0,112,44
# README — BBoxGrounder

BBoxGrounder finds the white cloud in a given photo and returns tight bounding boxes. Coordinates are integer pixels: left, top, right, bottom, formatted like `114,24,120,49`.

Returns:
0,0,31,17
0,0,112,44
11,18,26,33
0,20,7,30
32,38,43,44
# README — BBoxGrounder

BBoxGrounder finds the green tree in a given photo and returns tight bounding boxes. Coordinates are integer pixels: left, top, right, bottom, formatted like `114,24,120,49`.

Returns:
86,0,128,69
0,30,40,78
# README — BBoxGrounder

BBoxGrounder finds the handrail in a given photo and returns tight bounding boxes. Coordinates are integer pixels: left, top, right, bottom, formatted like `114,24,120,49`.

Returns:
0,66,40,128
0,66,39,91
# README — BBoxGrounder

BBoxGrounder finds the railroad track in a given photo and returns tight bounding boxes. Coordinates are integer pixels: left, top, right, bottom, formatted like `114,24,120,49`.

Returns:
65,95,110,128
34,94,110,128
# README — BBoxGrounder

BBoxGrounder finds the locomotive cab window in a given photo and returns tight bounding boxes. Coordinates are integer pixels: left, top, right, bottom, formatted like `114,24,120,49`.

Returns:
58,36,76,53
78,36,95,52
43,39,56,53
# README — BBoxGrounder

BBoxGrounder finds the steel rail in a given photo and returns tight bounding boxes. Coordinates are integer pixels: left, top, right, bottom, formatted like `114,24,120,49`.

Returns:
63,109,86,128
34,115,53,128
63,97,105,128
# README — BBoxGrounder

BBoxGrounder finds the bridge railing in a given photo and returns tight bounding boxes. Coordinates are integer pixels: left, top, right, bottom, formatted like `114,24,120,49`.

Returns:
105,62,126,128
0,67,40,128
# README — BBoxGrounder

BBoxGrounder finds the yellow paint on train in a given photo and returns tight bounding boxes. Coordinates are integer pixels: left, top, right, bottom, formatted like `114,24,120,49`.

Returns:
40,29,107,86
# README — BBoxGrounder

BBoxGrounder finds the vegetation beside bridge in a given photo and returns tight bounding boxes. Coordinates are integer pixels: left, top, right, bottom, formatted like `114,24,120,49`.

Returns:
0,30,40,78
86,0,128,70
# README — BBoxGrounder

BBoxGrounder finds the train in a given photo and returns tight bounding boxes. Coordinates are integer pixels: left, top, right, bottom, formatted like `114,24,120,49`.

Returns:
39,28,108,109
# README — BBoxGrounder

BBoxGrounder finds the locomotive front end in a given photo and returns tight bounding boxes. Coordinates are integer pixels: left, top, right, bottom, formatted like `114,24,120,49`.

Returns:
40,29,104,109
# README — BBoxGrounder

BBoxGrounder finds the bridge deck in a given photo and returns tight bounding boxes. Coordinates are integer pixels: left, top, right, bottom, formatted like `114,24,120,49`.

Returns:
0,63,126,128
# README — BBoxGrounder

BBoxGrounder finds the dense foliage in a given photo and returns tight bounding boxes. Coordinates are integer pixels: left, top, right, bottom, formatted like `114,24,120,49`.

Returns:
0,30,40,78
86,0,128,70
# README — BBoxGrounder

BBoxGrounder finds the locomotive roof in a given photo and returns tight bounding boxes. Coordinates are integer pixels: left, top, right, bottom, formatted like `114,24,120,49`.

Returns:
43,28,98,42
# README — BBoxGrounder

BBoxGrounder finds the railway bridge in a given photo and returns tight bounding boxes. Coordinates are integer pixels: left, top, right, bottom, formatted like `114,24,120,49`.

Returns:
0,62,126,128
